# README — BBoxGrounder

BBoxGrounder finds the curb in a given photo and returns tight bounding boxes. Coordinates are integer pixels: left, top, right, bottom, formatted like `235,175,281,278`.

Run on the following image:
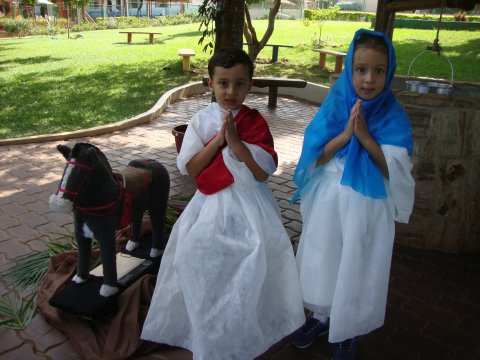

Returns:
0,80,328,146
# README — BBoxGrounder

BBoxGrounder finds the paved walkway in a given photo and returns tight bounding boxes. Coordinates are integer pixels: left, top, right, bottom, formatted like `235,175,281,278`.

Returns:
0,93,479,360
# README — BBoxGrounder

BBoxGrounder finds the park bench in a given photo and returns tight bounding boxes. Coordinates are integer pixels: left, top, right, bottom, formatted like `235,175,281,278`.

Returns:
202,76,307,108
313,49,347,74
243,43,293,63
119,31,163,44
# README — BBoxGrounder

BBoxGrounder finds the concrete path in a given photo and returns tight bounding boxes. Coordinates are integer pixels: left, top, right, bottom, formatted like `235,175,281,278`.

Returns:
0,93,479,360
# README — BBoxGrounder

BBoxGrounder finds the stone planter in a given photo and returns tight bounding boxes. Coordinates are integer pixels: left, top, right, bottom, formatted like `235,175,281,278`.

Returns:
330,74,480,253
393,80,480,254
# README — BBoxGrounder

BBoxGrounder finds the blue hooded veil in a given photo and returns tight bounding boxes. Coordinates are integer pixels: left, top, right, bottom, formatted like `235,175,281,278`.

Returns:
292,29,412,202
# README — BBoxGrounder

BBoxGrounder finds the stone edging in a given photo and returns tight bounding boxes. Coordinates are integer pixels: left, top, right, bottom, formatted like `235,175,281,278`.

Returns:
0,80,328,146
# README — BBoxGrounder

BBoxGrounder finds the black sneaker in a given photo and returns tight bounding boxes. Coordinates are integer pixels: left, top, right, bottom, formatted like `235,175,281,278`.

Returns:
332,337,357,360
291,317,329,349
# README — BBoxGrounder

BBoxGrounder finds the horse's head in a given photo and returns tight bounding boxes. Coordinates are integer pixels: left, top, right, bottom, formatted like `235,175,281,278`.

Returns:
49,143,111,214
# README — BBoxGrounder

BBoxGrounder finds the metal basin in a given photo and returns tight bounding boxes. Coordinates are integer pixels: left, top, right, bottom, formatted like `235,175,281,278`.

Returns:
426,81,453,95
406,50,454,96
405,80,452,95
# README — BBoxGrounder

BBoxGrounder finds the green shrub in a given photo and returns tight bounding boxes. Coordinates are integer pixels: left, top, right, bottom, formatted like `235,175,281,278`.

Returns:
3,18,35,37
304,8,479,23
304,8,374,22
304,7,341,21
35,23,66,36
72,12,200,32
0,17,15,30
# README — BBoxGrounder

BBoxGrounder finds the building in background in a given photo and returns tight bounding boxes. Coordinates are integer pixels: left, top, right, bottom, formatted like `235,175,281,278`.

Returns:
0,0,202,20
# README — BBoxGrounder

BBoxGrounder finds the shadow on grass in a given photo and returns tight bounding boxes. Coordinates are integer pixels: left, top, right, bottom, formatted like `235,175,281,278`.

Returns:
0,57,201,139
112,29,203,47
0,55,66,67
111,41,167,46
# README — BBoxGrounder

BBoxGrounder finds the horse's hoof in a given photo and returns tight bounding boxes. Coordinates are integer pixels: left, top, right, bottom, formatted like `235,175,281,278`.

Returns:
125,240,140,251
149,248,162,258
100,284,119,297
72,274,87,284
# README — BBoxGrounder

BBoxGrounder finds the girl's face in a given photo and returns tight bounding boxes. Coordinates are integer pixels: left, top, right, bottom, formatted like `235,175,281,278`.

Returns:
352,46,388,100
208,63,252,110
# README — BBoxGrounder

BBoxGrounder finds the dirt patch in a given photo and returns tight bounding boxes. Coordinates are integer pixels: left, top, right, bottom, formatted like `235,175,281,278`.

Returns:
0,30,13,38
255,57,290,65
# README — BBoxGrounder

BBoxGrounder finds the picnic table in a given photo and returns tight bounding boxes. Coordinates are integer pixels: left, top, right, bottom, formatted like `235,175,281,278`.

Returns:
243,43,293,63
119,31,163,44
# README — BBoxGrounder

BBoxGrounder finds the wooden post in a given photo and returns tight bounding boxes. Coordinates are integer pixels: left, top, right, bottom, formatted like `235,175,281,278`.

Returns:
268,86,278,108
334,56,344,74
178,49,195,72
374,0,396,38
319,53,327,69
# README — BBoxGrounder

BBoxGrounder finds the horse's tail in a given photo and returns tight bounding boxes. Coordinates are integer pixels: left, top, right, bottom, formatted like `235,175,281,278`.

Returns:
128,159,170,251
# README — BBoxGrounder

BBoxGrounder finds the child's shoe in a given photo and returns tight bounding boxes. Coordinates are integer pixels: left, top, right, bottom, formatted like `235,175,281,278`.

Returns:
291,316,329,348
332,337,357,360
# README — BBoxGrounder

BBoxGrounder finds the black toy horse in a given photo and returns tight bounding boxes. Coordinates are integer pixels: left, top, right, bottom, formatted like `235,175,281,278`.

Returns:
50,143,170,297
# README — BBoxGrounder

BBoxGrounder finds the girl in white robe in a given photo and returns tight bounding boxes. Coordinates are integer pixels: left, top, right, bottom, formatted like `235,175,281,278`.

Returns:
291,29,415,358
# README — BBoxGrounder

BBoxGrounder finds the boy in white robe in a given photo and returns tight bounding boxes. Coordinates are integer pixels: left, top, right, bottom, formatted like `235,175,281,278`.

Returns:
291,29,415,359
141,47,305,360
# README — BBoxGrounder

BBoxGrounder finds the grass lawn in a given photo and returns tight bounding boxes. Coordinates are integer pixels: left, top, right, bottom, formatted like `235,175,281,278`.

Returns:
1,20,479,139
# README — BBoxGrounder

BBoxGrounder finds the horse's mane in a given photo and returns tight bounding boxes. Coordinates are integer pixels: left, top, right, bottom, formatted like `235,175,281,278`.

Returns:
71,142,113,172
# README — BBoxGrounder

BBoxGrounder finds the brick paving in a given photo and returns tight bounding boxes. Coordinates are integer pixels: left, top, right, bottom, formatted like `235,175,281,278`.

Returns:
0,93,479,359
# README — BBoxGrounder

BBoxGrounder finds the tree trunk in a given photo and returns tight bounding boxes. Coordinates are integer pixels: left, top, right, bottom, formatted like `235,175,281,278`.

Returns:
214,0,245,51
244,0,281,62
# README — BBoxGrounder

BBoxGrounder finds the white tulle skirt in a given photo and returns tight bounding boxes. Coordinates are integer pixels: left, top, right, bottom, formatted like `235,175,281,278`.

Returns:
142,147,305,360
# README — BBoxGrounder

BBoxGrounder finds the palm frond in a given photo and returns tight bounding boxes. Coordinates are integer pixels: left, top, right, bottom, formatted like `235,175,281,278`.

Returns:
46,232,77,256
0,291,36,331
1,251,51,291
1,232,77,291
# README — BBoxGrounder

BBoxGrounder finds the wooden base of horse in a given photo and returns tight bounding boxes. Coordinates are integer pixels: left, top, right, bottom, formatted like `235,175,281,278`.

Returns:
49,250,160,319
49,143,170,303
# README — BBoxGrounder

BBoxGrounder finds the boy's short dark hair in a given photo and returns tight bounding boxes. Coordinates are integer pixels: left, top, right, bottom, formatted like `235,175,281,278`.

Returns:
208,47,254,80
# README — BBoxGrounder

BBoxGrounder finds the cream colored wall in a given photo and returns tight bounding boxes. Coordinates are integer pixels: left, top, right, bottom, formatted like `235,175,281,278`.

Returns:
363,0,378,12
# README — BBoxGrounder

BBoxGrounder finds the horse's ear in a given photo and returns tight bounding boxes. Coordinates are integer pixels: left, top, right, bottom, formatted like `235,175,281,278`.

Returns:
85,146,100,164
57,144,71,160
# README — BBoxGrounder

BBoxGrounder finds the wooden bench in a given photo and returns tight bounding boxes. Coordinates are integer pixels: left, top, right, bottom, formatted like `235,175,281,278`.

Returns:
119,31,162,44
313,49,347,74
202,76,307,108
178,49,195,72
243,43,293,63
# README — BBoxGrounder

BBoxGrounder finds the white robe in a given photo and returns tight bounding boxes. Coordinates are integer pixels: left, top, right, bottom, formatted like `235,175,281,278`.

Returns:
142,103,305,360
296,144,415,343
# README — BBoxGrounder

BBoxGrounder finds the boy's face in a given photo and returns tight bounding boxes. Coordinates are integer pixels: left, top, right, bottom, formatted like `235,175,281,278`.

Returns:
208,63,252,110
352,47,388,100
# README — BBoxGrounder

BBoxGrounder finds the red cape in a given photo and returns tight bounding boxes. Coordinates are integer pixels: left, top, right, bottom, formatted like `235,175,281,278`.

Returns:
196,106,277,195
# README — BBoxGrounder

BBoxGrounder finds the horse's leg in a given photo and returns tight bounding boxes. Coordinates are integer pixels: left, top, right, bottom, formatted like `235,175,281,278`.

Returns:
94,222,119,297
72,215,92,284
147,162,170,258
125,215,142,252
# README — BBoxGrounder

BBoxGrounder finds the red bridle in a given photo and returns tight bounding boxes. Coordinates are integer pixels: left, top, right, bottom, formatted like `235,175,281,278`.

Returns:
57,160,93,197
58,160,125,217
